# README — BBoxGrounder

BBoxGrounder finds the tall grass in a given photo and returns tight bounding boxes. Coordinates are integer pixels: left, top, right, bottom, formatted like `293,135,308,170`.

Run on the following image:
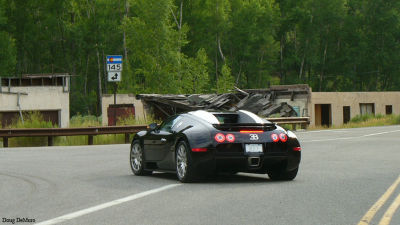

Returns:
69,114,102,127
309,114,400,130
55,134,126,146
8,112,55,147
117,113,160,126
342,114,400,128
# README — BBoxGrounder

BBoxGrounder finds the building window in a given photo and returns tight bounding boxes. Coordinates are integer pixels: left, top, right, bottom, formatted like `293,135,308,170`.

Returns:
343,106,350,124
386,105,392,115
360,103,375,115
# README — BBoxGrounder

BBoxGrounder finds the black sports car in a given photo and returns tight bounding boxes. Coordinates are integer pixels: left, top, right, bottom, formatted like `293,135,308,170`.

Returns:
130,110,301,182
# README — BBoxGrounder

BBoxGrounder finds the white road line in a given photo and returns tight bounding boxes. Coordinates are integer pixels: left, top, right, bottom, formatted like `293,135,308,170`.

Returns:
297,125,400,134
301,129,352,133
34,184,181,225
302,129,400,143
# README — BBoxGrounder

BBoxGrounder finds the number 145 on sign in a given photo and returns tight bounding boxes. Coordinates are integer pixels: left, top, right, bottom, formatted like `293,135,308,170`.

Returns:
107,64,122,71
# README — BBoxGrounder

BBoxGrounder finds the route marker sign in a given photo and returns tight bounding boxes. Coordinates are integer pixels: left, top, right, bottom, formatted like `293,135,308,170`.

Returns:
106,55,123,124
107,63,122,72
108,71,121,82
107,55,122,82
107,55,122,64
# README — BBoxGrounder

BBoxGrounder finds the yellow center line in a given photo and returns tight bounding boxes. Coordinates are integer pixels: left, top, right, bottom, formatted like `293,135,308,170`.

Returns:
378,192,400,225
358,175,400,225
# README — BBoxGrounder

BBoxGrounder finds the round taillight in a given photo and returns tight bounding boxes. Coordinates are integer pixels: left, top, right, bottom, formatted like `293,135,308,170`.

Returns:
271,133,279,142
226,134,235,142
279,133,287,142
215,133,225,143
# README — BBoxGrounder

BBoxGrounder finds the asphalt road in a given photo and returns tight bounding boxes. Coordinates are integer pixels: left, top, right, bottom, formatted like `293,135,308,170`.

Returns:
1,125,400,225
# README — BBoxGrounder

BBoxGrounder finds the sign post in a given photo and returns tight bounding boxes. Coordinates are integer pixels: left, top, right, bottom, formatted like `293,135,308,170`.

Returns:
107,55,123,125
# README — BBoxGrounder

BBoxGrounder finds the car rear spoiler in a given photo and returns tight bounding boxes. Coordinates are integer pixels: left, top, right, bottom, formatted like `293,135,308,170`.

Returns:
212,123,276,132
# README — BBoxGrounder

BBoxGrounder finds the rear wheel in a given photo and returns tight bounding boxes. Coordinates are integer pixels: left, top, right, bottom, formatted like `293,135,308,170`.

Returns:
176,141,195,183
130,140,152,176
268,167,298,181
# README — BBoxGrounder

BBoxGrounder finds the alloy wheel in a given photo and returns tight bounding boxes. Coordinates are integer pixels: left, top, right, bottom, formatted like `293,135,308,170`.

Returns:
131,143,142,172
176,144,188,179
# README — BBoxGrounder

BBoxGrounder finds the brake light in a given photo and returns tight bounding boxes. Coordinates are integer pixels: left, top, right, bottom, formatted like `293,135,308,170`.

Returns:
240,130,263,133
192,148,208,152
226,134,235,142
293,147,301,151
215,133,225,143
279,133,287,142
271,134,279,142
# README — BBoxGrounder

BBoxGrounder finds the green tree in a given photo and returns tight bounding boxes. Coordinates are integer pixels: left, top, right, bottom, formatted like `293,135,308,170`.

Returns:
0,0,17,77
181,48,210,93
228,0,279,88
217,63,234,93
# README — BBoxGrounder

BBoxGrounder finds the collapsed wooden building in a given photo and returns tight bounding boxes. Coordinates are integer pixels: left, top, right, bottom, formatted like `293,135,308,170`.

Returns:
136,84,311,120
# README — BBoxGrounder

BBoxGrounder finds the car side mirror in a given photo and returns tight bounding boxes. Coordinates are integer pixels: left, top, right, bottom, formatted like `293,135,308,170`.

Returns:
148,123,158,131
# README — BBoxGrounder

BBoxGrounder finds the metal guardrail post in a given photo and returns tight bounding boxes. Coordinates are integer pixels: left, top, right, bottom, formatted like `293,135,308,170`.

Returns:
125,134,130,143
88,135,94,145
48,136,54,146
3,137,8,147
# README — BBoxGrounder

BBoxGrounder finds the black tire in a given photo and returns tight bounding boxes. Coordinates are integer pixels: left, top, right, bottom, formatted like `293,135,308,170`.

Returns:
130,140,152,176
175,141,195,183
268,167,298,181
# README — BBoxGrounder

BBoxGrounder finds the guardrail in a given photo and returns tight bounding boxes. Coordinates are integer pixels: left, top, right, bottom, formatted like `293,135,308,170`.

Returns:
267,117,310,129
0,117,309,148
0,125,147,148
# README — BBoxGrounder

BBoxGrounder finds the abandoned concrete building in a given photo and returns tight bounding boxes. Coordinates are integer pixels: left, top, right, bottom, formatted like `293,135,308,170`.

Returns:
0,74,70,128
310,91,400,127
102,84,400,128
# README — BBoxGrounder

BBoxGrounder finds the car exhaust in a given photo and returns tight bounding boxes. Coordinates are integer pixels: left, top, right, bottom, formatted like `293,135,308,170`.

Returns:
248,157,260,167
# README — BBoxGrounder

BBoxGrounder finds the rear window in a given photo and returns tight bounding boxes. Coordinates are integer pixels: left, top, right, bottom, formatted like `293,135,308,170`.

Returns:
212,114,238,124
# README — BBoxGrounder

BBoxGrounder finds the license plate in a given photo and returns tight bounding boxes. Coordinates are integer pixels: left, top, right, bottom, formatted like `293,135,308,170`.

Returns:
245,144,263,153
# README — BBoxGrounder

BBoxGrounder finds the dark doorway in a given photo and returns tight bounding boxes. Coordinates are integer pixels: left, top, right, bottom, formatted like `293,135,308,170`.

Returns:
386,105,392,115
343,106,350,124
315,104,332,127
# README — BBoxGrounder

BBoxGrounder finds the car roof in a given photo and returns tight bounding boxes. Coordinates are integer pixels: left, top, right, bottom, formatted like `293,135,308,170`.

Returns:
187,110,265,124
188,110,220,124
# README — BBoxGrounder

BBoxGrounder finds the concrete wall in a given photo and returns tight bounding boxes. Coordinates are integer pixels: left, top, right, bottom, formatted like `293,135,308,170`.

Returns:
309,92,400,126
274,93,310,117
101,94,146,126
0,86,70,127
